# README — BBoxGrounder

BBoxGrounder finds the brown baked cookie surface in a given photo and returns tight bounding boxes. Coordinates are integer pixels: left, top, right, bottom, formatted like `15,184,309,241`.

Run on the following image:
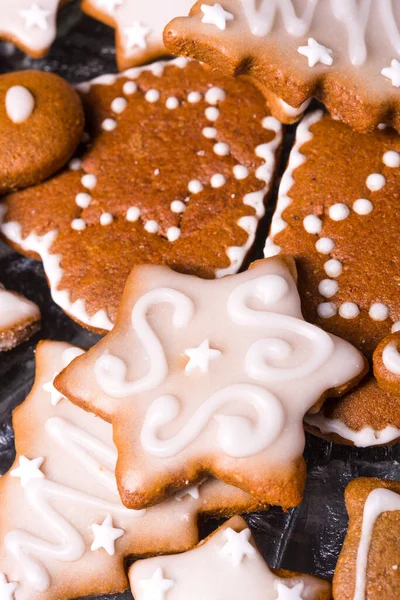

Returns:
0,1,70,58
81,0,193,70
333,478,400,600
130,516,332,600
165,1,400,132
373,332,400,398
0,58,283,333
54,257,366,510
0,70,84,194
0,340,267,600
0,285,40,351
264,110,400,447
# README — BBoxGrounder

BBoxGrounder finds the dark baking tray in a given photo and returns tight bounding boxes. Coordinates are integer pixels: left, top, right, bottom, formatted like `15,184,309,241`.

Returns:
1,2,400,597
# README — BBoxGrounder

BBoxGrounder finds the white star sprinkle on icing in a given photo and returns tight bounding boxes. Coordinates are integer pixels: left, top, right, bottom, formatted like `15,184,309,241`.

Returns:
91,514,125,556
43,373,64,406
20,3,51,30
276,581,305,599
297,38,333,68
0,574,18,600
124,20,151,50
201,3,234,31
139,568,174,600
184,339,221,374
220,527,256,566
175,479,206,502
382,59,400,87
10,456,45,487
96,0,123,12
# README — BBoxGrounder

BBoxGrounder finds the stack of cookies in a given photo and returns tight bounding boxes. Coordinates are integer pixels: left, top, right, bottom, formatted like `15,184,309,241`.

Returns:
0,2,400,599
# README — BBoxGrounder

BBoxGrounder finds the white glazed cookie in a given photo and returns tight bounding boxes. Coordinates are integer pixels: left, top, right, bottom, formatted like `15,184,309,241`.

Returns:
0,0,69,58
81,0,193,70
0,340,268,600
165,0,400,132
54,256,366,510
129,516,332,600
0,286,40,351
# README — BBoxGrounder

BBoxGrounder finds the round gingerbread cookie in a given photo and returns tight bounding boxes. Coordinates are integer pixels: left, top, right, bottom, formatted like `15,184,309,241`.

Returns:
0,58,283,332
373,332,400,398
0,70,84,194
0,0,70,58
165,1,400,132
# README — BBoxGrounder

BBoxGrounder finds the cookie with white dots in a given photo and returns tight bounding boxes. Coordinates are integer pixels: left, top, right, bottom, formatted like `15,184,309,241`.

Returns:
129,516,332,600
0,285,40,351
0,58,283,333
165,1,400,132
81,0,193,70
264,110,400,447
0,70,84,194
0,0,70,58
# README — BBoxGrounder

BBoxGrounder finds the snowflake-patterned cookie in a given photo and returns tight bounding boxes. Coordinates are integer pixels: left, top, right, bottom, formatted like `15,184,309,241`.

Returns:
55,256,366,510
129,516,332,600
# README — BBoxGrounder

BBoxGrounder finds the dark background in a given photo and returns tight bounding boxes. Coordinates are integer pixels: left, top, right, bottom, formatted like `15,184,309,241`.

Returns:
1,1,399,597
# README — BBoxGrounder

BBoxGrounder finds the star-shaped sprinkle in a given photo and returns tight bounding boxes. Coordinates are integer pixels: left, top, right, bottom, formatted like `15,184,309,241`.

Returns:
43,373,64,406
184,339,221,374
276,581,305,599
91,514,125,555
124,21,151,50
382,59,400,87
220,527,256,566
96,0,123,12
139,568,174,600
10,455,45,487
201,3,234,30
175,479,206,501
0,574,18,600
20,3,51,30
297,38,333,68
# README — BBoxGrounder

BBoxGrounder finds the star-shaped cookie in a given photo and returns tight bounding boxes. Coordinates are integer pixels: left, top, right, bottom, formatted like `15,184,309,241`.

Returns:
0,58,282,333
55,257,366,510
0,0,69,58
165,1,400,132
264,110,400,447
129,516,332,600
82,0,193,70
0,340,267,600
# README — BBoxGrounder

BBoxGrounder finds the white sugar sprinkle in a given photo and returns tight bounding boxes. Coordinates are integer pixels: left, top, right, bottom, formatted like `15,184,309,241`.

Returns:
205,107,220,121
383,150,400,168
303,214,322,234
102,118,117,132
353,198,373,215
111,97,127,114
166,96,179,110
210,174,226,188
144,220,159,233
71,218,86,231
145,89,160,103
317,302,337,319
69,158,82,171
366,173,386,191
369,303,389,321
81,174,97,190
213,142,230,156
324,259,343,277
100,212,113,225
233,165,249,180
75,193,92,209
167,226,181,241
123,81,137,95
329,203,350,221
339,302,360,319
202,127,217,139
187,91,202,103
126,206,141,222
171,200,186,213
188,180,204,194
316,237,335,254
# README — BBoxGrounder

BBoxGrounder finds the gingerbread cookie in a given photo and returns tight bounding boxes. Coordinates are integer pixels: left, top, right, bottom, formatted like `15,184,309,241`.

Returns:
0,285,40,351
0,340,267,600
165,1,400,132
262,110,400,447
81,0,193,70
0,58,282,333
373,332,400,398
0,1,69,58
0,70,84,195
54,257,366,510
333,478,400,600
130,516,332,600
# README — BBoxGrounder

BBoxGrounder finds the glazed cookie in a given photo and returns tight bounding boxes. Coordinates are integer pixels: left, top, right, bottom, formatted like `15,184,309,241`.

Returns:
0,285,40,351
0,70,84,194
81,0,193,70
54,257,366,510
0,0,70,58
0,58,282,333
165,1,400,132
0,341,267,600
130,516,332,600
333,478,400,600
373,333,400,397
263,110,400,447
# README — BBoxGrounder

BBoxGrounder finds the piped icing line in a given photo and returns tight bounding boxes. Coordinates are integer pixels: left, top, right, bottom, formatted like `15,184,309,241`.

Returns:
354,488,400,600
0,221,113,331
304,412,400,447
216,116,282,277
264,110,323,258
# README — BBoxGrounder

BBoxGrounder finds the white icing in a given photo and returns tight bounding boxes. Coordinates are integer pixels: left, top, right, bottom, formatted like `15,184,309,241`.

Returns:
5,85,35,123
94,288,194,398
339,302,360,319
202,126,217,139
201,3,234,30
139,568,174,600
366,173,386,191
315,237,335,254
318,279,338,299
69,158,82,171
303,214,322,234
393,321,400,333
126,206,141,221
276,582,305,599
187,91,202,103
184,339,221,374
19,3,51,32
145,89,160,103
171,200,186,214
329,203,350,221
264,110,323,258
205,106,220,121
90,514,124,555
382,340,400,375
317,302,337,319
210,174,226,188
382,58,400,87
213,142,230,156
71,218,86,231
167,226,181,242
10,456,44,488
233,165,249,180
220,528,256,566
100,213,113,226
0,288,39,330
81,173,97,190
111,97,127,114
205,87,226,105
305,413,400,447
297,37,333,67
144,220,159,233
188,180,203,194
75,193,92,209
383,150,400,167
166,97,179,109
324,259,342,277
123,81,138,95
369,303,389,321
123,20,150,50
353,199,373,215
0,574,18,600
